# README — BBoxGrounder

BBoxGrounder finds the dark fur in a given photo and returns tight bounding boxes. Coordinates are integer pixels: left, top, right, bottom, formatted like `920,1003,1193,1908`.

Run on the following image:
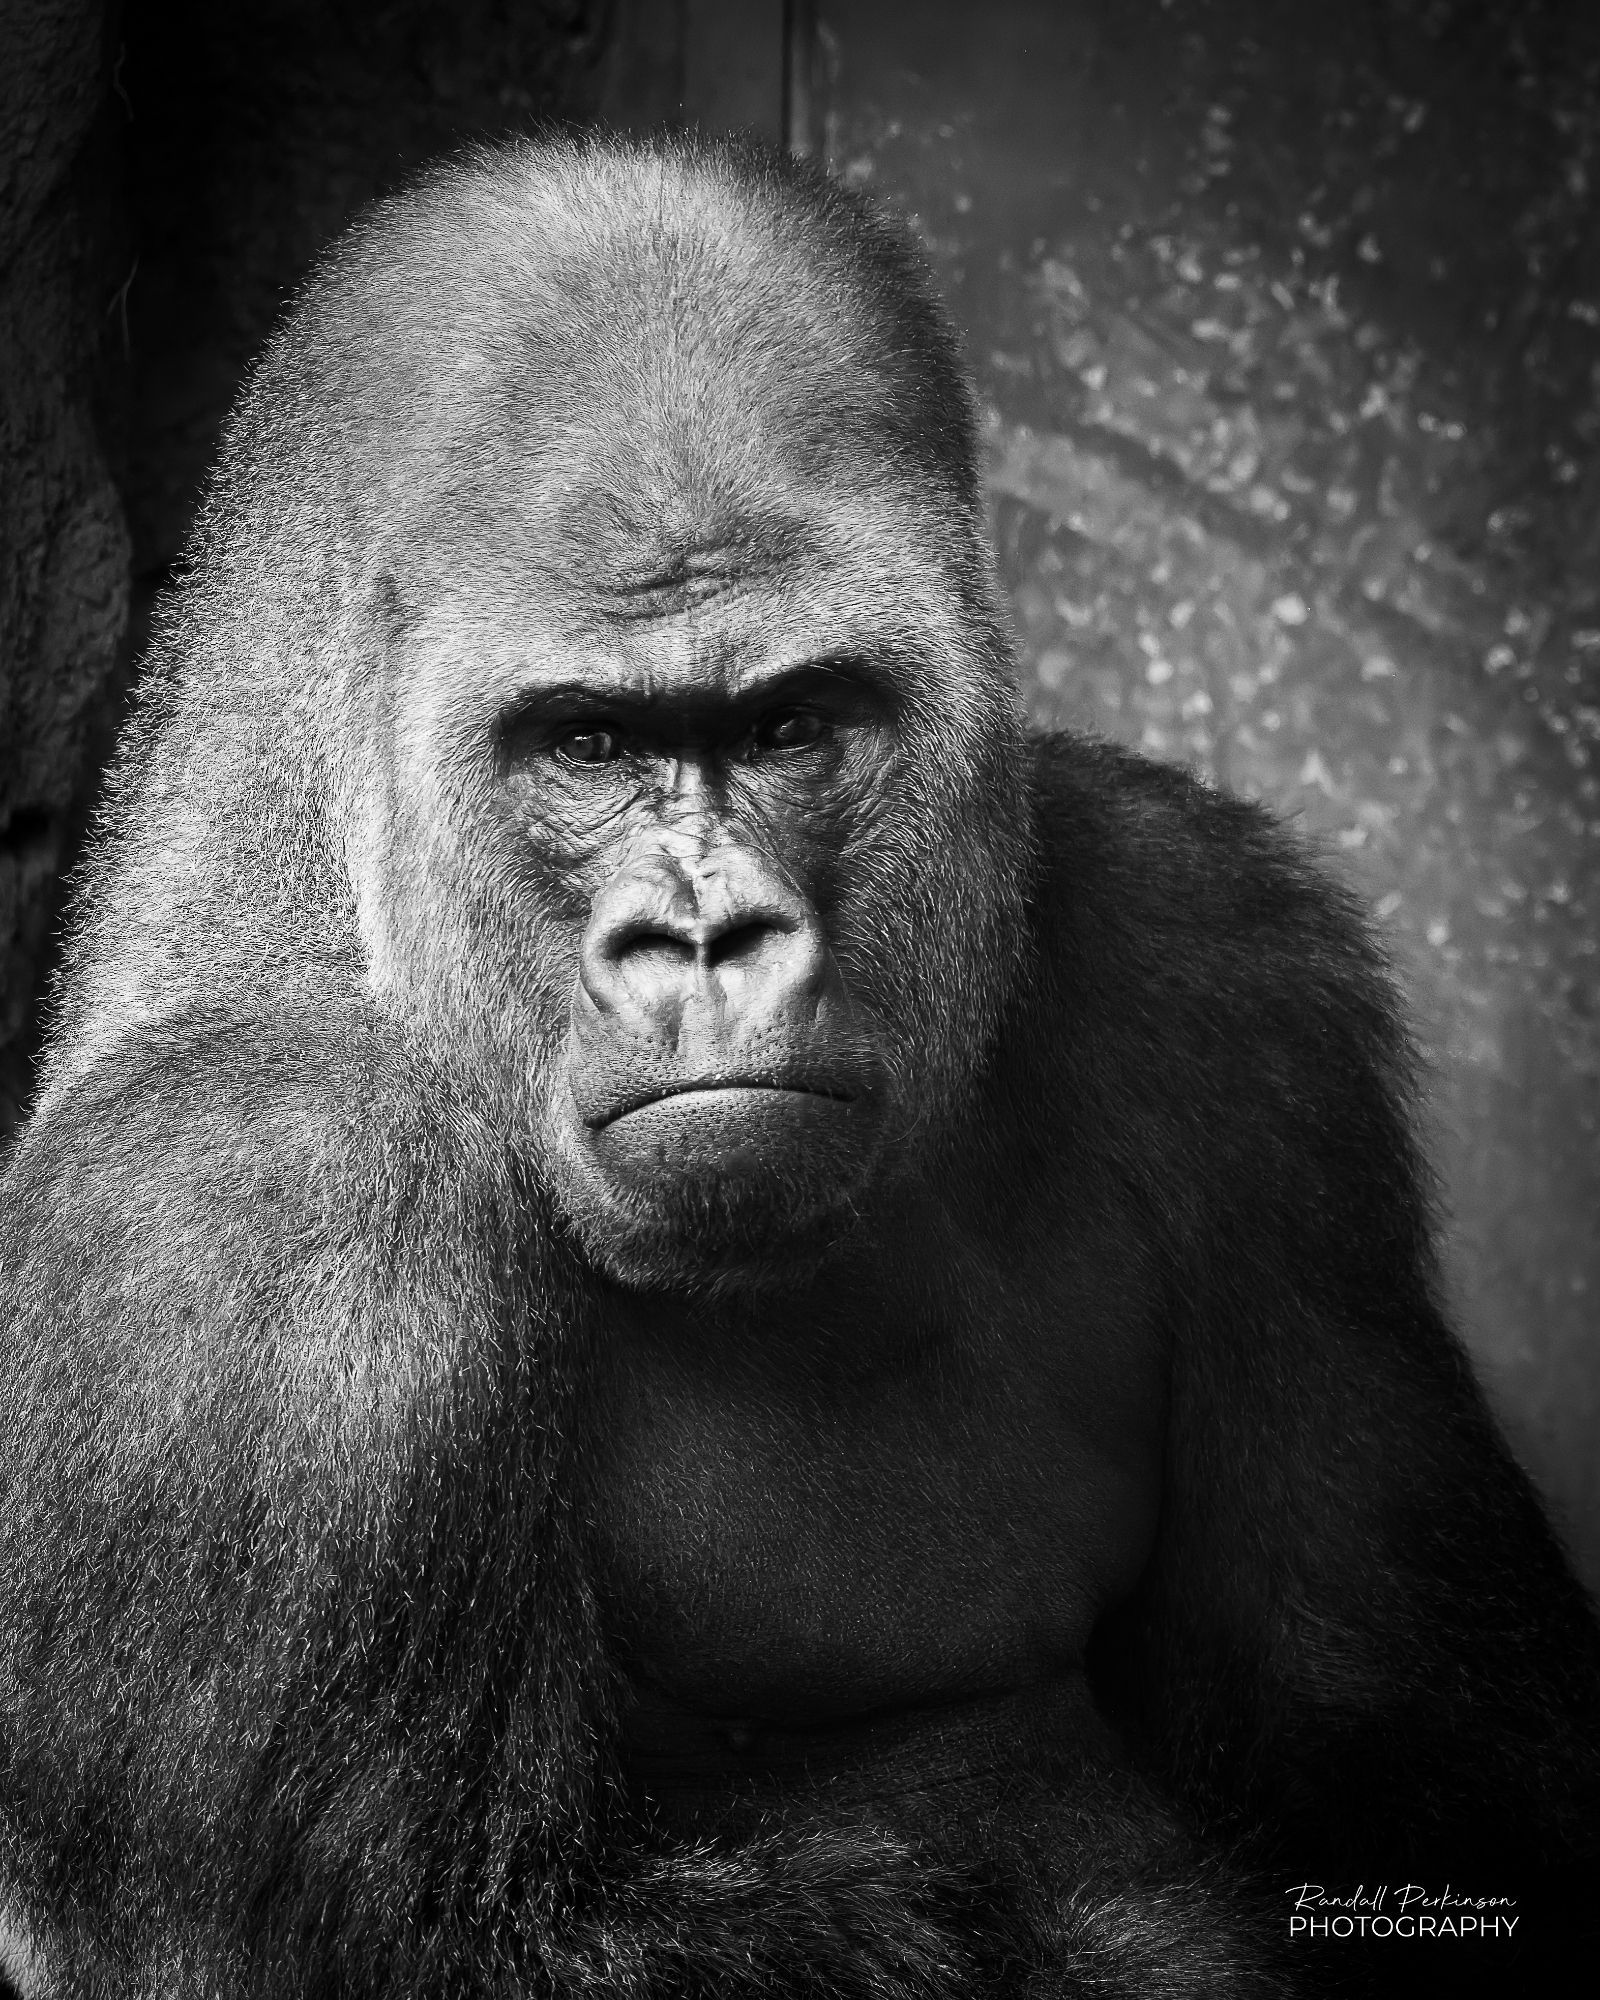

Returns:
2,133,1597,1999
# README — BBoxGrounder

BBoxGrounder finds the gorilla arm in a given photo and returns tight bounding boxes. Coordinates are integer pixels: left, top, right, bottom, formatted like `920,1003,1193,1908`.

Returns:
1034,737,1600,1892
0,1015,992,1999
0,1012,585,1990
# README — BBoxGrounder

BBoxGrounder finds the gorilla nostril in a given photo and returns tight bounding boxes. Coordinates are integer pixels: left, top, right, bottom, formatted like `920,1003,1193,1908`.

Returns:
609,923,696,969
704,919,790,970
581,924,692,1019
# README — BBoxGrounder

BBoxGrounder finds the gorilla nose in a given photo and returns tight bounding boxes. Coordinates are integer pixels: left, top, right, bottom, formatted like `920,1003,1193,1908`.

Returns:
579,853,828,1031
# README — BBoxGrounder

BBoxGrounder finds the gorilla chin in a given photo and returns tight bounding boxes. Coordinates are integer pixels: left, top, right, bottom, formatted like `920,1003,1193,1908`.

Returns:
560,1084,888,1290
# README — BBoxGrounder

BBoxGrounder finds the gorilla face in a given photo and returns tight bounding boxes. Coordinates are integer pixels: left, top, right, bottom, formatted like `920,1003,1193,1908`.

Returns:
500,618,901,1288
360,465,1031,1295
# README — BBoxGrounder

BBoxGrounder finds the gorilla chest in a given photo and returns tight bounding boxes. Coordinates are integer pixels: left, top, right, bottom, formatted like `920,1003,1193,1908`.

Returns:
581,1295,1163,1724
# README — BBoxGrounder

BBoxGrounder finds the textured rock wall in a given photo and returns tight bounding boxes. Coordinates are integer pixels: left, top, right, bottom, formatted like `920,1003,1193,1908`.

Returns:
0,0,130,1132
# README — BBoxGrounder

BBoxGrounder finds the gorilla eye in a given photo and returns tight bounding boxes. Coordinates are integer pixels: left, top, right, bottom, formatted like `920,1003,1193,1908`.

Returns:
752,708,827,757
554,726,623,766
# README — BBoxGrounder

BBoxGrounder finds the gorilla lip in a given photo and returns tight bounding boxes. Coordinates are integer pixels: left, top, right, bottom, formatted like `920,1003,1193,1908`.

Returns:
589,1080,859,1130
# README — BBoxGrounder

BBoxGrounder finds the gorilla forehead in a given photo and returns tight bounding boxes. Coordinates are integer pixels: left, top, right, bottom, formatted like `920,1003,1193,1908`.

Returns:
386,505,976,750
332,138,979,565
403,476,965,641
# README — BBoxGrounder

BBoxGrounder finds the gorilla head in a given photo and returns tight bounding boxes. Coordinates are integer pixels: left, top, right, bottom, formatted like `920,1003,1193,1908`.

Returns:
52,139,1034,1291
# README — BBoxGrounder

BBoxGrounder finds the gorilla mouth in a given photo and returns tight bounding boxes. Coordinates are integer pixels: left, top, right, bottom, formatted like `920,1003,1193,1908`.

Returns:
590,1081,859,1131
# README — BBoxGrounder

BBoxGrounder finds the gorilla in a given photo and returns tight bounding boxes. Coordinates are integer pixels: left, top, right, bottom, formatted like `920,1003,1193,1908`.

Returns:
1,133,1597,2000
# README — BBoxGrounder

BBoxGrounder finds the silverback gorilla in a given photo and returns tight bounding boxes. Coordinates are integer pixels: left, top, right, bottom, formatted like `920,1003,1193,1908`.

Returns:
2,134,1598,2000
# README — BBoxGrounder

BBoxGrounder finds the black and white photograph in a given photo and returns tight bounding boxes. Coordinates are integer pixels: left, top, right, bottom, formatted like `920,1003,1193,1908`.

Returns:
1,3,1597,1994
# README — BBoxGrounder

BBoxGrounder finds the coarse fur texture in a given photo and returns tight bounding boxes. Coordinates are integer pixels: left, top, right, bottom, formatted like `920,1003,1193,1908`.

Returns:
2,132,1598,2000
